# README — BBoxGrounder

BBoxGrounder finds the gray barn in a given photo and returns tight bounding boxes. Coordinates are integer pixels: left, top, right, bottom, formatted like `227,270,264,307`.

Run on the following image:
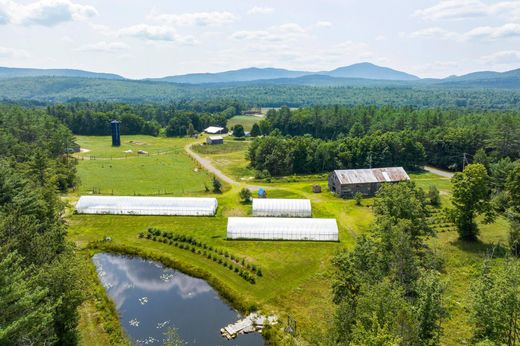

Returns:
206,136,224,145
328,167,410,198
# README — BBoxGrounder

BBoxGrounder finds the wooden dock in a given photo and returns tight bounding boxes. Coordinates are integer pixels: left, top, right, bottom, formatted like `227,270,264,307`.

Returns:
220,313,277,340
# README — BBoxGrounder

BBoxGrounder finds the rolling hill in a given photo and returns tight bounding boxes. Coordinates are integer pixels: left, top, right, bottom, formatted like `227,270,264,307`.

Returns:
0,67,125,80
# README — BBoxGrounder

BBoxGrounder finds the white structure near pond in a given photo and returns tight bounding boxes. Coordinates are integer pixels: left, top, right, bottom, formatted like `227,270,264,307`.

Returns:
227,217,338,241
75,196,218,216
252,198,311,217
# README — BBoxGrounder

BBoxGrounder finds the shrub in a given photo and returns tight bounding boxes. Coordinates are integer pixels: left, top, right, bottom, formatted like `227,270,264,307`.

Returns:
257,269,263,277
146,234,151,239
152,237,157,241
354,192,363,206
138,232,144,238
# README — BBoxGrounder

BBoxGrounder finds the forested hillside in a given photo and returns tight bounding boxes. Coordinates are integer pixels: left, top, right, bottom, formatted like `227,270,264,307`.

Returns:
2,76,520,108
0,106,85,344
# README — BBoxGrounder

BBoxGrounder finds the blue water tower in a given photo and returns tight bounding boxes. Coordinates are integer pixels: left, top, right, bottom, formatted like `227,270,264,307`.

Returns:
111,120,121,147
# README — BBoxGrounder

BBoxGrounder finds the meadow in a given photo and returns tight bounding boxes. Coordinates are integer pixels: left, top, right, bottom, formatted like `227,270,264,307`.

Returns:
226,115,262,131
70,135,509,345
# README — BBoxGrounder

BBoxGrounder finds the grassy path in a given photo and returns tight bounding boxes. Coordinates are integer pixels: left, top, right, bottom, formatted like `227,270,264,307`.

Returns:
185,142,237,185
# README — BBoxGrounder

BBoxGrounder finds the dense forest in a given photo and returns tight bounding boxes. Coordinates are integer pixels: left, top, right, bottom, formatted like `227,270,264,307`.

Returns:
46,101,243,136
2,76,520,108
248,106,520,174
0,105,85,344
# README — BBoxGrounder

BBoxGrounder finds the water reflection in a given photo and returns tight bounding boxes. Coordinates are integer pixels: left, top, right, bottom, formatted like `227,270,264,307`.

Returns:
93,253,264,346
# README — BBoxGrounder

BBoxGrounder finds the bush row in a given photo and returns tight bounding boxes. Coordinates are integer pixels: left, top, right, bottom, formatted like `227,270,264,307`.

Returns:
139,228,262,284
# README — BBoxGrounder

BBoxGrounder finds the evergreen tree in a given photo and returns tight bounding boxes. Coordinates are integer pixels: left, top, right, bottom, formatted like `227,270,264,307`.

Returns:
250,123,261,137
0,248,57,345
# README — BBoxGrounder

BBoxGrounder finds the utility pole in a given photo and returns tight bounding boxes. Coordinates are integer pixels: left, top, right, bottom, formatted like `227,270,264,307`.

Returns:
462,152,471,171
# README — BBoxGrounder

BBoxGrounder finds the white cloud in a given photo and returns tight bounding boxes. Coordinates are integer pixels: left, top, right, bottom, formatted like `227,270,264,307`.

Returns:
0,0,97,26
315,20,332,28
148,11,236,26
415,0,520,21
230,23,307,42
410,27,460,40
119,24,177,41
118,24,198,44
76,41,129,53
247,6,273,15
481,50,520,64
0,46,29,58
465,23,520,39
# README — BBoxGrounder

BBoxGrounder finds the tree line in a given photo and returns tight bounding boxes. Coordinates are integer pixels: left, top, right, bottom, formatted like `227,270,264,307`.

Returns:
46,101,244,137
249,105,520,172
248,131,426,176
0,105,85,344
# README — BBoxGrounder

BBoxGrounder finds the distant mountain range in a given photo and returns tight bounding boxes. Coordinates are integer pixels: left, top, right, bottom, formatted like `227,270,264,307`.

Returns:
1,62,519,88
0,67,124,80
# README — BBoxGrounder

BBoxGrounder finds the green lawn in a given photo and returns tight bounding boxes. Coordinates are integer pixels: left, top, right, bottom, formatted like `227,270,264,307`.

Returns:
70,135,510,345
227,115,262,131
74,135,216,196
191,140,256,180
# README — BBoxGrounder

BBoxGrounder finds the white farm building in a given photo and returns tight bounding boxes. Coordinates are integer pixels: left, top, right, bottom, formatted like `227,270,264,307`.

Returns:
227,217,339,241
252,198,311,217
75,196,218,216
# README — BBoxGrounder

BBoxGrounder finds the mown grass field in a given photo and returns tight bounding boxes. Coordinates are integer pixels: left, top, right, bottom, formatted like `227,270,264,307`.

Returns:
70,135,509,345
191,139,256,180
74,135,215,196
227,115,262,131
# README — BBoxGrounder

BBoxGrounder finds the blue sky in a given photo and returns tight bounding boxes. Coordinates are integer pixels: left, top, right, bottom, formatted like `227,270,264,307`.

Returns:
0,0,519,79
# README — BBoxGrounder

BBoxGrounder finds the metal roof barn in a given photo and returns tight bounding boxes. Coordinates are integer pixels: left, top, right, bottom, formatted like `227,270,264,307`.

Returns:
333,167,410,184
75,196,218,216
227,217,338,241
252,198,311,217
204,126,225,134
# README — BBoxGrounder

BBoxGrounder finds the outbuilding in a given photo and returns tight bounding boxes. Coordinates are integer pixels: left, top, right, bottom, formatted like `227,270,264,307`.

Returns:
75,196,218,216
204,126,226,134
252,198,311,217
206,136,224,145
227,217,338,241
328,167,410,198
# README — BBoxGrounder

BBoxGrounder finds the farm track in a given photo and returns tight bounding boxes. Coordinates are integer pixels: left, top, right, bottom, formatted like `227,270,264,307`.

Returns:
185,143,237,186
424,166,454,178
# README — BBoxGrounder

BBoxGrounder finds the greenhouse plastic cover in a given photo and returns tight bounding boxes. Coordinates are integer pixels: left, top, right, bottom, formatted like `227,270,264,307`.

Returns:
252,198,312,217
76,196,218,216
227,217,338,241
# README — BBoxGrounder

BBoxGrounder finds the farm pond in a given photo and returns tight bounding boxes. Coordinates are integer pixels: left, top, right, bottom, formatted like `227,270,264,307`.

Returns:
93,253,265,345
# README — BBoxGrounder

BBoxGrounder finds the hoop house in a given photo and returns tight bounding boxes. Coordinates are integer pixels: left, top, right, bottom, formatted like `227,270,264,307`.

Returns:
76,196,218,216
227,217,338,241
252,198,311,217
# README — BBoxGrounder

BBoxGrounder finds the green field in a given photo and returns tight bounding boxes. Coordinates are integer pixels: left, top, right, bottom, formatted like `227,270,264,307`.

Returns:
191,140,256,180
70,135,509,345
74,135,216,196
227,115,262,131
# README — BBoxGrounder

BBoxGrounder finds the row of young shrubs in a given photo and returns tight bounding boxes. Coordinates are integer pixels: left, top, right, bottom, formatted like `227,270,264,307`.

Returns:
139,228,262,284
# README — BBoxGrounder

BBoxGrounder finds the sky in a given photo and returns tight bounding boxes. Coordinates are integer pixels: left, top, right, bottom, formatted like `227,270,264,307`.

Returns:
0,0,520,79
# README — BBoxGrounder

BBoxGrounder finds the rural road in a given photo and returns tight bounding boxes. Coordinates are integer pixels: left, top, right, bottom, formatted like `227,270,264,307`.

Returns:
424,166,454,178
185,143,238,186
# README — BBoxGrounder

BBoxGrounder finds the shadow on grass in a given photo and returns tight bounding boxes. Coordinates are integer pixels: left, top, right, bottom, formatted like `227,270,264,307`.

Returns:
451,238,508,258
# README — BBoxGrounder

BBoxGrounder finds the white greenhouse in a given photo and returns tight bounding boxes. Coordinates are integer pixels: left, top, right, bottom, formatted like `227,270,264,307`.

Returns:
75,196,218,216
227,217,339,241
252,198,312,217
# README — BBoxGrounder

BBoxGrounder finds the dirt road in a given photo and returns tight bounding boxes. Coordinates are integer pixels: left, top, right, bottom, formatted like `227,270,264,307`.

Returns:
185,143,238,186
424,166,454,178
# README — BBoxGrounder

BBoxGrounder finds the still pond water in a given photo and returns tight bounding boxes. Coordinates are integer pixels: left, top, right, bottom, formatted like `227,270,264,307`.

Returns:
93,253,265,346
